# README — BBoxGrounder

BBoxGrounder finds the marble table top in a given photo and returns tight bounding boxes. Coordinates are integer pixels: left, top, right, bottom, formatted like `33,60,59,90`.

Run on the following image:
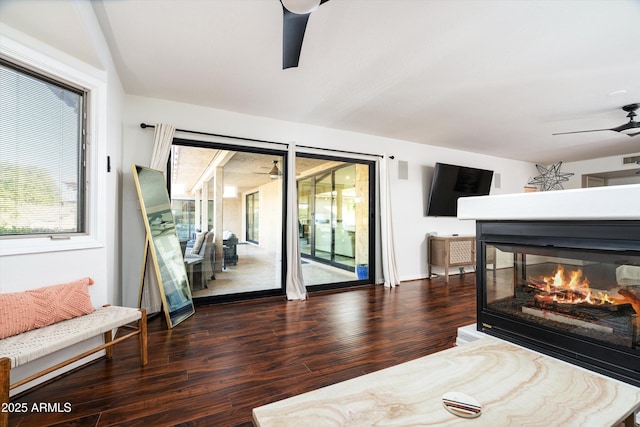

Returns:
253,337,640,426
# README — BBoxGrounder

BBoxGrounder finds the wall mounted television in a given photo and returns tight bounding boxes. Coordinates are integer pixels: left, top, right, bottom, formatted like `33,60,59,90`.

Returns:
426,162,494,217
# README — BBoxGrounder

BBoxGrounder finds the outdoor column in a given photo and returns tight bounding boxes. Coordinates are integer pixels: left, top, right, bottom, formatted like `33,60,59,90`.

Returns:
201,180,209,232
194,189,202,234
214,166,224,272
355,164,369,273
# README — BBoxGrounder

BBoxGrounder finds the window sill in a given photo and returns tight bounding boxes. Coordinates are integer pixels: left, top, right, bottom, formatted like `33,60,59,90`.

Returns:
0,235,104,256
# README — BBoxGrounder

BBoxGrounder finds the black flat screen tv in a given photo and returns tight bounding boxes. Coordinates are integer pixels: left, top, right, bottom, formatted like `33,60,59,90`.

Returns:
426,162,494,217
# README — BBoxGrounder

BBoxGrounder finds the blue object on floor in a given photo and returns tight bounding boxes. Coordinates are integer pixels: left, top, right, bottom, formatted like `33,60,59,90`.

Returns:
356,264,368,280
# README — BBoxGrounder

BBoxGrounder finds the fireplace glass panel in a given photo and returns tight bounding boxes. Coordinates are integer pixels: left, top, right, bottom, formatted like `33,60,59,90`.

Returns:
485,244,640,350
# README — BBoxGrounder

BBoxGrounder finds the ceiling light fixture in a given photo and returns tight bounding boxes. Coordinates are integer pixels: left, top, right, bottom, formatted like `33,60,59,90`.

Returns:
268,160,281,179
281,0,320,14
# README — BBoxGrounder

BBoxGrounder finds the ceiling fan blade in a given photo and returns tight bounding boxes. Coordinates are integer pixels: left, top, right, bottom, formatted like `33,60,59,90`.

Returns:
280,0,328,69
552,103,640,137
552,128,613,136
553,126,640,136
282,7,311,69
610,121,640,134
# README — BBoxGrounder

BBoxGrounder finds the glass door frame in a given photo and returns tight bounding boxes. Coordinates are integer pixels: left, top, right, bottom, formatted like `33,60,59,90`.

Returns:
297,152,376,291
245,191,259,244
169,137,288,304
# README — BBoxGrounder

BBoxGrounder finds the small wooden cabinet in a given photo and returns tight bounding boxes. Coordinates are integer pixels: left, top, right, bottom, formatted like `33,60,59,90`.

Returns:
428,235,476,284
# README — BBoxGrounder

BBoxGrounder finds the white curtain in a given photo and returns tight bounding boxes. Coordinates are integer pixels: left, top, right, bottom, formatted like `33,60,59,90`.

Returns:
150,123,176,173
285,142,308,300
140,123,176,313
139,236,162,313
379,153,400,288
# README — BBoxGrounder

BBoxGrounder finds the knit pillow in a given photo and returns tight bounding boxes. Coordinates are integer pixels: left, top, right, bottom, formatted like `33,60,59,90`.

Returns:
0,277,95,339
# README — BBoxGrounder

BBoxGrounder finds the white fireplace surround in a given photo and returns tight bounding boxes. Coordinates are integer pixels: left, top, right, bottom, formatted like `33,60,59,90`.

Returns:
458,184,640,221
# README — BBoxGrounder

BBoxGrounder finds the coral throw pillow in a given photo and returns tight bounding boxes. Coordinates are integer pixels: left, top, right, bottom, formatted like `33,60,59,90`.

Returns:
0,277,96,339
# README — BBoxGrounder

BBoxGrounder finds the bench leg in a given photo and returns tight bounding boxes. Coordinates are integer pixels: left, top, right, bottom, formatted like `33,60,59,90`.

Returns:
139,308,148,365
104,330,114,359
1,357,10,427
623,412,636,427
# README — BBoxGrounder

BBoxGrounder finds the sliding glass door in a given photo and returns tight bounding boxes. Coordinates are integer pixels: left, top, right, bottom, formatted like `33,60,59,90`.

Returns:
333,165,357,268
167,140,375,300
314,171,333,263
296,154,374,288
170,140,285,302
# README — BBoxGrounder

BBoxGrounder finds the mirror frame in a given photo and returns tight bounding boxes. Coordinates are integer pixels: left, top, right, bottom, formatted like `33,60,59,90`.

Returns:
132,164,195,328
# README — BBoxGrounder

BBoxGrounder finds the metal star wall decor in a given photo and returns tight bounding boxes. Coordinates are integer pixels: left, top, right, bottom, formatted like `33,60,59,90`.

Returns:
528,161,574,191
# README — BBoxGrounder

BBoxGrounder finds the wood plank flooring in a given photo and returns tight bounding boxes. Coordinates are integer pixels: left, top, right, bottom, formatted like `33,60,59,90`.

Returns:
9,275,476,427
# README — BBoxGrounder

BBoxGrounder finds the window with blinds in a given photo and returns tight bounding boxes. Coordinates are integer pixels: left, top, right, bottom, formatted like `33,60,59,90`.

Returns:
0,59,87,237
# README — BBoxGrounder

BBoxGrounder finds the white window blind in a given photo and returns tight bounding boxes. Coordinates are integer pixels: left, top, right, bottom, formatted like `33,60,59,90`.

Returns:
0,60,86,236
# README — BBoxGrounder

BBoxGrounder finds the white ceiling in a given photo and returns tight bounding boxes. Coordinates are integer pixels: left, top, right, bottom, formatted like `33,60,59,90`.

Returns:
2,0,640,164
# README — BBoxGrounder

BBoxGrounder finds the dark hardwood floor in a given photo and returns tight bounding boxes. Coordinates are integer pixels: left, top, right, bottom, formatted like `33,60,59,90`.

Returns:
9,275,476,427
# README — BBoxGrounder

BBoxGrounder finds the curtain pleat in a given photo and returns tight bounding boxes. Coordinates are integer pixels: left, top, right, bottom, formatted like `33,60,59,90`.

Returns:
150,123,176,173
285,143,308,300
380,154,400,288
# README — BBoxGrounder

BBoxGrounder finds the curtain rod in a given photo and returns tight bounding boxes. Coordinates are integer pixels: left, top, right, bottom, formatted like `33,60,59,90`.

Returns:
140,123,393,159
296,144,393,159
140,123,289,147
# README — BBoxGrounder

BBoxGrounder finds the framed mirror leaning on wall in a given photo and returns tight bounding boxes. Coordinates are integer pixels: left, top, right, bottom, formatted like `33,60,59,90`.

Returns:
132,164,195,328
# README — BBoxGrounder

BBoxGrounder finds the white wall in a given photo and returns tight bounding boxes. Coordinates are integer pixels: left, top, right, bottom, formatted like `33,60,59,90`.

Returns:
609,175,640,186
563,152,640,189
120,95,536,303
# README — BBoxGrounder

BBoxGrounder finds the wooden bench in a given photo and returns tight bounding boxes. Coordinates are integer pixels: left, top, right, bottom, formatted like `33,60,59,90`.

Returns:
0,305,147,427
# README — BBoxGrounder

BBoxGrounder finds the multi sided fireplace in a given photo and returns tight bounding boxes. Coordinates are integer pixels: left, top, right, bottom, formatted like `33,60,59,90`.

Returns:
476,220,640,387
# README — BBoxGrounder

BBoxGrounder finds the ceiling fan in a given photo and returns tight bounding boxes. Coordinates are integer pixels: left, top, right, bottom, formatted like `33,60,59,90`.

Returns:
254,160,282,178
553,103,640,137
280,0,330,69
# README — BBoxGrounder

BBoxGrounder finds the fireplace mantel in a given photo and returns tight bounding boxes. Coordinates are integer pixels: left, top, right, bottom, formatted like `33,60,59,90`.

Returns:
458,184,640,221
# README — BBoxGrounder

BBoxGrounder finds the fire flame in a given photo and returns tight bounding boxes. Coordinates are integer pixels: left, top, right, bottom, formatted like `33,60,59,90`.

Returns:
531,265,613,305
